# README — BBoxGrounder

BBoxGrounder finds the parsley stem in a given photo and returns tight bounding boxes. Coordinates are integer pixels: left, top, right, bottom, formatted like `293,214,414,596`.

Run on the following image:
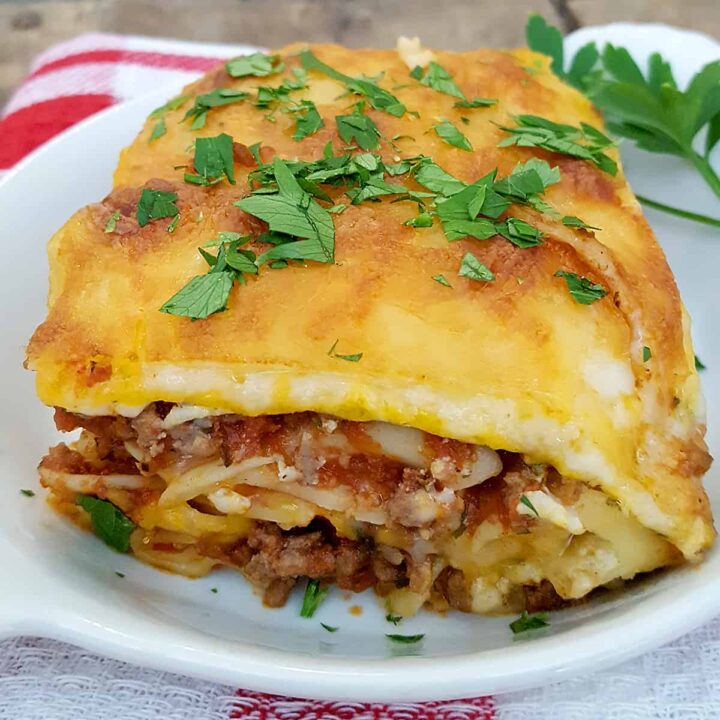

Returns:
688,152,720,200
636,195,720,229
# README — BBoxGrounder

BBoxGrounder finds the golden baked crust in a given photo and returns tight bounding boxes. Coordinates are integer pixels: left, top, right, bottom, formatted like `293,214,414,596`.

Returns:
27,43,713,560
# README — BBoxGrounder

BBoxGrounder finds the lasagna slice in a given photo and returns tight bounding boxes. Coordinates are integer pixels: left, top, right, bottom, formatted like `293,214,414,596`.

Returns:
26,40,714,617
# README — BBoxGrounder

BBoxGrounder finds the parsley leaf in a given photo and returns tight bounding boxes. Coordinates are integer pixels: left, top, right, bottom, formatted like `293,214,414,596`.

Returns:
496,217,543,248
695,355,707,371
76,495,136,553
291,100,324,140
328,338,363,362
336,108,381,150
104,210,120,234
186,133,236,185
300,49,406,117
404,211,434,228
432,274,452,287
300,579,328,618
525,14,599,92
499,115,617,175
510,610,549,635
136,189,179,227
410,61,464,99
386,613,403,625
643,346,652,362
554,270,608,304
459,253,495,282
149,118,166,142
20,489,35,497
237,157,335,264
562,215,601,231
321,623,339,633
454,97,497,109
433,119,472,151
414,159,466,196
150,94,191,118
386,634,424,644
519,494,539,516
183,88,249,130
226,52,284,78
160,272,235,319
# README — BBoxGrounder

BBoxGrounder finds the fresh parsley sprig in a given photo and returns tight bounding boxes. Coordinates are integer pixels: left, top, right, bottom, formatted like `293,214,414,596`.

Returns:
526,14,720,227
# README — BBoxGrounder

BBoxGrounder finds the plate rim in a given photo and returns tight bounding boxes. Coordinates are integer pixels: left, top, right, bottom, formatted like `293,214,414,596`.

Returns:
1,22,720,702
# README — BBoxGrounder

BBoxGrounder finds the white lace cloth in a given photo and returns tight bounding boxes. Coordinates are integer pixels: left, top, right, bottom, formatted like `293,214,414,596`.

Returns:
3,618,720,719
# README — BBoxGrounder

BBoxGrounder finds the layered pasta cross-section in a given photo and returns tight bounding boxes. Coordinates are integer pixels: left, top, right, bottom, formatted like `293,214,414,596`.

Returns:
26,40,714,618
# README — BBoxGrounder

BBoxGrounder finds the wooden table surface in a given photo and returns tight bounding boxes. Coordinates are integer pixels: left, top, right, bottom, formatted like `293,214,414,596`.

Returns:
1,0,718,109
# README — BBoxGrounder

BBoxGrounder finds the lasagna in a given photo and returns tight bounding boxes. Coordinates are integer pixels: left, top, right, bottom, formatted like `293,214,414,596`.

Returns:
26,40,714,618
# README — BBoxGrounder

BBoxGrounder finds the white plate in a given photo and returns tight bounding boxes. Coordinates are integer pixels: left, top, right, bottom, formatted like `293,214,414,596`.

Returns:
0,23,718,703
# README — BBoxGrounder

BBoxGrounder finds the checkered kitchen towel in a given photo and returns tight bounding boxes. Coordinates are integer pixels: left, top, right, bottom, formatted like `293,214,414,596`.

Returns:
2,32,720,720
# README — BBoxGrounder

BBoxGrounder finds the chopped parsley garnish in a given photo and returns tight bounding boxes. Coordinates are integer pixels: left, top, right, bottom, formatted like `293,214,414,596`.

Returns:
510,610,550,635
237,157,335,264
496,217,543,248
160,273,235,320
136,189,179,227
643,346,652,362
562,215,600,231
149,118,166,142
150,94,191,118
20,489,35,497
76,495,136,553
104,210,120,234
300,49,406,117
160,232,259,319
695,355,707,371
211,587,218,594
554,270,608,305
386,633,424,644
454,97,497,109
225,52,284,78
336,107,381,150
404,211,434,228
459,252,495,282
410,61,465,99
185,133,236,186
321,623,339,633
519,494,539,516
432,119,472,151
328,339,363,362
499,114,617,175
412,156,577,246
115,571,125,578
300,579,328,618
290,100,324,141
385,613,403,625
183,88,250,130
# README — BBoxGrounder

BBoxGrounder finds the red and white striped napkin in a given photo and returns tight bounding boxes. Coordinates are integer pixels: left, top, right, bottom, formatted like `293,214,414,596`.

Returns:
3,32,720,720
